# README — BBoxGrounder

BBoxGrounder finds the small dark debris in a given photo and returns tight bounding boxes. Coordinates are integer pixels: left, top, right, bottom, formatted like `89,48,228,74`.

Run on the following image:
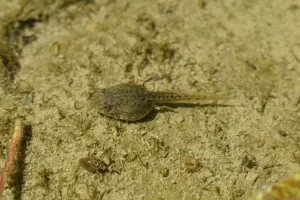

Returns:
22,35,37,46
242,155,257,169
232,188,245,199
0,48,21,82
124,63,133,73
288,4,299,11
198,0,207,8
278,130,287,137
256,89,273,114
296,96,300,105
245,60,257,70
37,168,52,190
159,167,169,177
125,152,137,162
74,100,84,110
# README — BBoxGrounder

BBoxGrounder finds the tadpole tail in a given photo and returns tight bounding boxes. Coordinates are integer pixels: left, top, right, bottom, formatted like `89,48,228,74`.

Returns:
147,91,241,106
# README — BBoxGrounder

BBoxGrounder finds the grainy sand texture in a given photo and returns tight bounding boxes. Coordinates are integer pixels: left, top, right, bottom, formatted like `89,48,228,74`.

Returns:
0,0,300,199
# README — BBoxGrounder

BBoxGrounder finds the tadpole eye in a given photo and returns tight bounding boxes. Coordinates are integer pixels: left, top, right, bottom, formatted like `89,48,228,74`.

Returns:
103,103,111,111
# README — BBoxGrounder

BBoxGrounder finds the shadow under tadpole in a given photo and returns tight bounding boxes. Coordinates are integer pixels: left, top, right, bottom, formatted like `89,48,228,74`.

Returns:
10,124,32,200
100,102,240,123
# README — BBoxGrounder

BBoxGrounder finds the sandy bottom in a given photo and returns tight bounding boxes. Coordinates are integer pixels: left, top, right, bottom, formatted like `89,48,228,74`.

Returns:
0,0,300,199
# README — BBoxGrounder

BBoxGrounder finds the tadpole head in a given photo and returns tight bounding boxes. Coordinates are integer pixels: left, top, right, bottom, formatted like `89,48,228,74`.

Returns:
93,89,114,115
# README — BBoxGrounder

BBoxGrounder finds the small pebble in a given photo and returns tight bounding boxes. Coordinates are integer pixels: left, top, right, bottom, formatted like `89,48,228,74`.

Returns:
184,156,201,173
79,156,108,174
278,130,287,137
159,167,170,177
